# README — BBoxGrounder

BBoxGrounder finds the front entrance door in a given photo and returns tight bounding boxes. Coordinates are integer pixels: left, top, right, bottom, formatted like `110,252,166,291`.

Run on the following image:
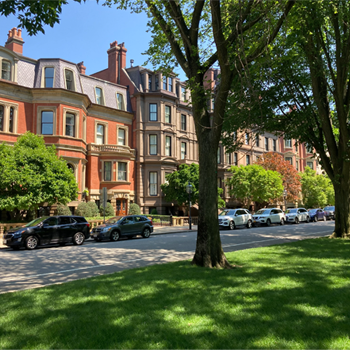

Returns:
116,199,127,216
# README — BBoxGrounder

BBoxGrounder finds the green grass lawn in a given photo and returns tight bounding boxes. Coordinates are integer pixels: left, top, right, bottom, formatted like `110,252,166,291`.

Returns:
1,238,350,349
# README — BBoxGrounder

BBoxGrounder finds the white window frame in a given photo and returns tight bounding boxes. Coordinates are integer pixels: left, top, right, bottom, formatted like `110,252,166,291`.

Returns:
149,134,157,155
117,162,127,181
64,68,76,91
150,172,158,196
37,106,57,135
95,121,108,145
285,139,292,148
117,125,128,146
95,86,105,105
63,107,79,138
116,93,125,110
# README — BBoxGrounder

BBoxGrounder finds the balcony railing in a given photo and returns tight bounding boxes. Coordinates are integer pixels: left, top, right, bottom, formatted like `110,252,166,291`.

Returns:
88,144,135,157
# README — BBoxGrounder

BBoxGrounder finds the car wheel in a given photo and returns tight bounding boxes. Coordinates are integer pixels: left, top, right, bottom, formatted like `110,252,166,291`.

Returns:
142,228,151,238
295,217,299,224
314,216,318,222
229,221,235,230
266,219,271,227
306,216,310,223
73,232,85,245
246,220,252,229
110,231,120,242
280,218,285,225
25,235,39,250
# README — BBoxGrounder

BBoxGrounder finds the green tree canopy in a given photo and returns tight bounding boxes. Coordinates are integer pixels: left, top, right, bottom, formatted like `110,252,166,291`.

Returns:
227,165,284,208
300,167,335,209
0,132,78,215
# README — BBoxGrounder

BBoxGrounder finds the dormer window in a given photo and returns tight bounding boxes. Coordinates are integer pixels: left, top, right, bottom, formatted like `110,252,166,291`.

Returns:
117,93,125,110
148,74,152,90
44,67,54,88
65,69,75,91
168,77,173,92
163,76,167,90
1,60,11,81
95,87,104,105
181,86,186,101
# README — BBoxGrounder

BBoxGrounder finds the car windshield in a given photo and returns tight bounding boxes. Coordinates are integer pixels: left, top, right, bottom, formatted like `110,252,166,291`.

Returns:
286,209,298,214
23,217,49,227
219,210,236,216
324,206,335,211
106,217,123,224
308,209,317,214
255,209,270,215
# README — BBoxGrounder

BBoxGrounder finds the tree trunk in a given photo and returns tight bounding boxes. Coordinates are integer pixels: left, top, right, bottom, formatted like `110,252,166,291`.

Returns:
331,176,350,238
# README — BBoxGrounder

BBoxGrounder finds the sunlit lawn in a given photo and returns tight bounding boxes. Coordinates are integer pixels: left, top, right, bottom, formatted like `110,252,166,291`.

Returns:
0,238,350,349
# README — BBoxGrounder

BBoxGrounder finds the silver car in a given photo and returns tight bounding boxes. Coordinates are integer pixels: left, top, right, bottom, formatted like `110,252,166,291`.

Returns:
218,208,253,230
285,208,310,224
252,208,285,226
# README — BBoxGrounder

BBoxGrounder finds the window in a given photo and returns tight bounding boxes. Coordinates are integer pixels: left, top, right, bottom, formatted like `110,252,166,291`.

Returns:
96,124,105,144
165,105,171,123
265,137,269,151
95,87,104,105
117,93,125,110
65,113,75,137
65,70,74,91
306,143,313,153
165,136,171,156
246,155,250,165
149,135,157,155
118,128,125,145
9,107,14,133
225,152,231,164
155,75,159,90
150,172,157,196
285,139,292,148
148,74,152,90
234,153,238,166
217,177,222,188
181,114,186,130
295,142,298,152
0,105,3,131
104,161,112,181
118,162,127,181
233,131,237,142
44,67,54,88
307,161,314,169
256,135,260,147
181,142,186,159
245,133,249,145
273,139,277,151
163,76,167,90
181,86,186,101
149,103,158,121
217,147,221,164
1,60,11,81
285,157,293,165
168,77,173,92
41,111,54,135
296,160,299,171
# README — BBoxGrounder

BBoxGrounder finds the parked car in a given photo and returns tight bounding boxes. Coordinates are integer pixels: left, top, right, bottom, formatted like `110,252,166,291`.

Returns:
323,206,335,220
218,208,252,230
252,208,285,226
308,208,326,222
285,208,310,224
3,216,90,250
91,215,153,241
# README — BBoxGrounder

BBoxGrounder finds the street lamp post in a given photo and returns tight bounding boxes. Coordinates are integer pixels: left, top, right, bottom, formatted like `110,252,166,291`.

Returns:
186,182,193,230
283,188,288,212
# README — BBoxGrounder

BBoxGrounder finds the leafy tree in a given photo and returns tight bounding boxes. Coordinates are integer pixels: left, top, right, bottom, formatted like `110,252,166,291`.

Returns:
226,164,283,208
129,203,141,215
223,2,350,238
87,201,99,217
161,163,225,210
300,167,335,209
0,132,78,218
255,152,301,203
0,0,295,267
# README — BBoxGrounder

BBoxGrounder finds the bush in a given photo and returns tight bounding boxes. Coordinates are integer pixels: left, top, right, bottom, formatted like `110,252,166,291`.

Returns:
75,202,92,218
57,204,71,216
129,203,141,215
99,202,115,217
87,201,99,217
151,208,158,215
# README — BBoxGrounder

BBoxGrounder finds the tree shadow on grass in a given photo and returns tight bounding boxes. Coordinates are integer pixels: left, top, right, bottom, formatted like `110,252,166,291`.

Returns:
0,238,349,349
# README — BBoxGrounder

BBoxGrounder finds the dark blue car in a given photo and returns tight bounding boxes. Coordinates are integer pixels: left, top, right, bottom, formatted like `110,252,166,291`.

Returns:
308,209,326,222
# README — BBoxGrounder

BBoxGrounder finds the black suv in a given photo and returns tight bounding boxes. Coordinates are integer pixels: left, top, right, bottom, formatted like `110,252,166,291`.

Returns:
91,215,153,242
3,216,90,250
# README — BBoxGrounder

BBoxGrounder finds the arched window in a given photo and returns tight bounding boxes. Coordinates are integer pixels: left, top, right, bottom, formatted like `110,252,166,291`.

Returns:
67,163,75,173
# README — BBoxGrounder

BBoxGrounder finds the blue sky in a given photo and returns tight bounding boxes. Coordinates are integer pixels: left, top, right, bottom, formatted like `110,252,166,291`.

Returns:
0,0,185,80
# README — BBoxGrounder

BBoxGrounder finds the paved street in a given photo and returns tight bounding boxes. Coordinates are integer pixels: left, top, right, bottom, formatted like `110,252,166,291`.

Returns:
0,221,334,294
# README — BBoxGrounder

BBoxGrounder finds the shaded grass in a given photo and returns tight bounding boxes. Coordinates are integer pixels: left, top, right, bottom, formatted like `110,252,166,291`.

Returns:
0,238,350,349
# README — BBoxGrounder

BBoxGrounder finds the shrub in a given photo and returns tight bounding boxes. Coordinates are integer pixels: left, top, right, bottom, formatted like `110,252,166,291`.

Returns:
129,203,141,215
151,208,158,215
57,204,71,216
75,202,92,218
87,201,99,217
100,202,115,217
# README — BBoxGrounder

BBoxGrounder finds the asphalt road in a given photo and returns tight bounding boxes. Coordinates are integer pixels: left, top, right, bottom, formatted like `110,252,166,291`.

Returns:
0,221,335,294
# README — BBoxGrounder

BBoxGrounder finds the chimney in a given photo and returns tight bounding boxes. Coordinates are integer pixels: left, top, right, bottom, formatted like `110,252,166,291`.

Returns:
77,61,86,75
5,28,24,54
107,40,127,84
